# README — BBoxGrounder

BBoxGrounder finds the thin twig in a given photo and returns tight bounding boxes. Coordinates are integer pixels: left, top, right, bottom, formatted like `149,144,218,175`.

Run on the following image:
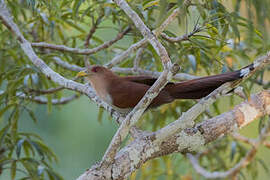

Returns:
53,56,83,71
105,6,187,68
26,86,65,95
31,27,131,55
231,133,256,146
161,25,202,43
84,13,104,47
133,47,144,70
0,90,79,105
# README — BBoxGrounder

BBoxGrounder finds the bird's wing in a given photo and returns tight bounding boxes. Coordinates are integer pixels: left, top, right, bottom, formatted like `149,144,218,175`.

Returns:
108,79,173,109
108,79,149,108
121,76,175,86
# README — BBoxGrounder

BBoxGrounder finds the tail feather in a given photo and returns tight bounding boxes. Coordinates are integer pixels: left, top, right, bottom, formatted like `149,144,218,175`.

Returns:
167,63,255,99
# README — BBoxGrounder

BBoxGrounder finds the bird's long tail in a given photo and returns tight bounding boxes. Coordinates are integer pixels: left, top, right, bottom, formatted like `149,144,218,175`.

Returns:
167,63,255,99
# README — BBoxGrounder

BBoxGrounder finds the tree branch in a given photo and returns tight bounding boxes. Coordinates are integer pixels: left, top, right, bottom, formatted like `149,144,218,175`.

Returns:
231,132,256,146
161,23,202,43
105,5,190,68
84,13,104,47
26,86,65,95
31,27,131,55
0,1,125,124
133,47,144,70
0,90,79,105
77,89,270,179
113,0,171,68
97,0,192,169
99,0,181,168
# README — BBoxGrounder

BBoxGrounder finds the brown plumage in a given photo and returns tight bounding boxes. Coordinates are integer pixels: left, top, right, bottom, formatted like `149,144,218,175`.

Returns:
76,64,254,112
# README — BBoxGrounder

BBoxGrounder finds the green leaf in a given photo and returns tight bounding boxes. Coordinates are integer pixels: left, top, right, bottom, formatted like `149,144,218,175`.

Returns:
73,0,86,19
20,158,39,178
46,168,63,180
11,160,17,180
65,20,86,33
254,28,263,38
187,55,197,72
24,139,36,157
16,139,25,158
47,95,52,114
221,24,229,40
11,106,20,138
156,0,168,27
257,158,270,175
230,141,237,161
37,165,45,176
97,108,104,124
26,108,38,123
143,0,159,10
29,140,44,159
26,0,36,11
0,125,9,147
32,140,58,162
0,104,15,117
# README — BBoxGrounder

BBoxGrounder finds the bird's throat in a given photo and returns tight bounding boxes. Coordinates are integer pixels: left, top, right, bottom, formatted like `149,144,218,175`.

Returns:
87,76,113,105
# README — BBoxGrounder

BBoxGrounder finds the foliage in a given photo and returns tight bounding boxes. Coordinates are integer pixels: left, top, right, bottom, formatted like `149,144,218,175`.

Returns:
0,0,269,179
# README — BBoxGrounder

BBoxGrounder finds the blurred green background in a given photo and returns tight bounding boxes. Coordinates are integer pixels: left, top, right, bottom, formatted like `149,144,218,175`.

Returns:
19,97,118,179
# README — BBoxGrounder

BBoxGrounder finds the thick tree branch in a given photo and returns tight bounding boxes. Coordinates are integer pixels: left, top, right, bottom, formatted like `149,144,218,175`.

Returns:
99,0,182,168
98,0,192,169
77,89,270,180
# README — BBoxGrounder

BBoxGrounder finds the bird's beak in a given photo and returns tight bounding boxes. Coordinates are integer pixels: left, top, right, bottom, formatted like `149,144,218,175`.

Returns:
76,70,88,78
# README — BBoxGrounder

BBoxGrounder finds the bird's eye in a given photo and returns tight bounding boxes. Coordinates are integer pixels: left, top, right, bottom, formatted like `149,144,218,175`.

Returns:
92,67,99,73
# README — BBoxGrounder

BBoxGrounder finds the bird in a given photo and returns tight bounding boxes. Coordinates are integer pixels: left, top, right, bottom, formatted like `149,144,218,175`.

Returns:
76,64,255,113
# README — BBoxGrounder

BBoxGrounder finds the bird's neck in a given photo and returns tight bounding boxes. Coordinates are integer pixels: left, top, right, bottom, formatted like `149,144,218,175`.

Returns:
87,74,132,114
87,75,116,105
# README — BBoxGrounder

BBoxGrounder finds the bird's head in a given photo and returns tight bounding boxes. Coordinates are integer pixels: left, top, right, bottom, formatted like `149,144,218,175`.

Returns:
76,65,116,81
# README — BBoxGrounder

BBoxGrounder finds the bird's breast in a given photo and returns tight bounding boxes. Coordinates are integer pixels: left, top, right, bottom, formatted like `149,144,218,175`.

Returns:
88,77,113,104
95,88,131,114
94,87,113,105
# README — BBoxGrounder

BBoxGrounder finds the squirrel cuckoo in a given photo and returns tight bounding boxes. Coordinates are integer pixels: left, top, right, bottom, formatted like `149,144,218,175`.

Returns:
76,64,254,113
